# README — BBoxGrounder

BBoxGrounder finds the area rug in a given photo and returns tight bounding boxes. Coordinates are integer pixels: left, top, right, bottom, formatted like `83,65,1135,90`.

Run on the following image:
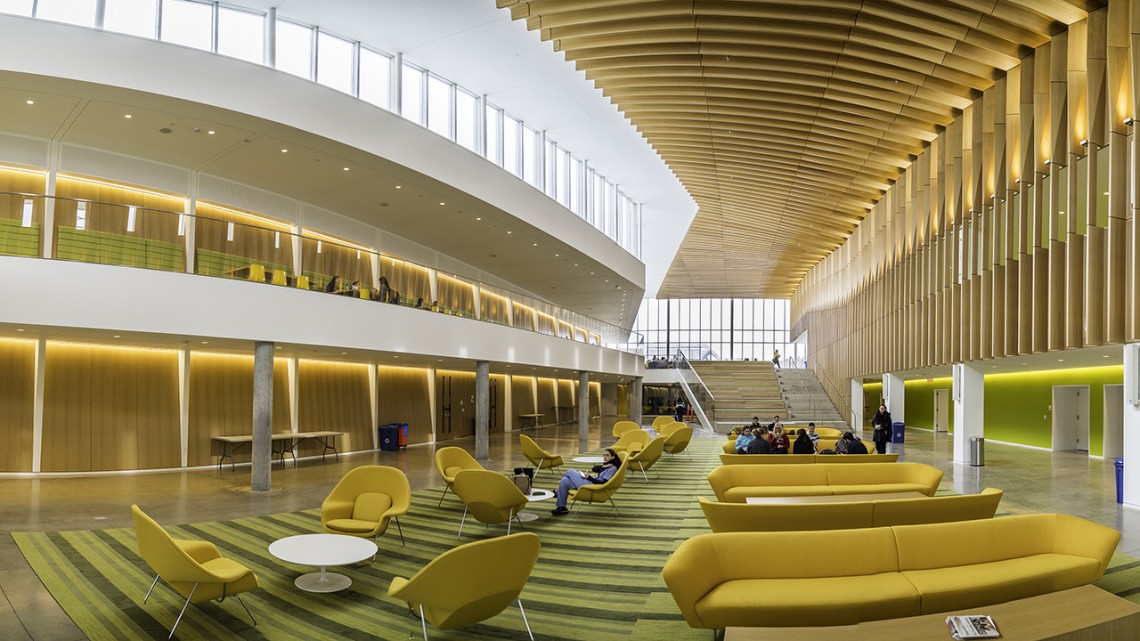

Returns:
13,439,720,641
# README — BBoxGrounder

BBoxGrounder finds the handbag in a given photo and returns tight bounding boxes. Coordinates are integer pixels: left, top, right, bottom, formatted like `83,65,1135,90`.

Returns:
511,467,535,495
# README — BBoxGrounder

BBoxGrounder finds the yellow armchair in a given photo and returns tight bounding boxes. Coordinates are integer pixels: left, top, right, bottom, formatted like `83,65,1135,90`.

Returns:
321,465,410,545
451,469,531,538
651,415,675,430
612,429,650,454
612,420,640,437
434,446,484,506
628,436,667,481
519,434,563,475
570,452,629,516
131,505,258,639
657,421,684,437
663,425,693,458
388,532,540,641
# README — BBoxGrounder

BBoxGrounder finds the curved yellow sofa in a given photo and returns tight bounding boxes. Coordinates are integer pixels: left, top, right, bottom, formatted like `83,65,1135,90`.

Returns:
698,488,1002,532
719,453,899,464
707,462,943,502
662,513,1119,629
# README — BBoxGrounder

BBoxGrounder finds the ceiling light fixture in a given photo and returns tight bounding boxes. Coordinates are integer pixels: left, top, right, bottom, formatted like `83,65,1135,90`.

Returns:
395,185,402,189
124,114,132,119
475,217,482,221
439,202,445,206
25,100,33,105
207,130,215,135
343,167,350,171
281,148,288,153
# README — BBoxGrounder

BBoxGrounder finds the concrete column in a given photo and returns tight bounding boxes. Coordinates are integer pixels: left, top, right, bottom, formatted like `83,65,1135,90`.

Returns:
600,383,618,416
952,362,984,465
31,339,45,473
850,378,865,433
251,341,274,492
882,373,905,424
578,371,589,442
1123,344,1140,506
631,377,644,425
475,361,490,460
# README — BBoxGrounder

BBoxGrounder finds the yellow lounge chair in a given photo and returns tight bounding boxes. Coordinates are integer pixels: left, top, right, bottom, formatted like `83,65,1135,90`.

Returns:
321,465,410,545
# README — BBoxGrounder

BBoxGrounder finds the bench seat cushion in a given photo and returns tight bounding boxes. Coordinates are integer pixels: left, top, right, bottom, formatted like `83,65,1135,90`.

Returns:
723,486,834,502
902,554,1103,614
696,575,921,627
831,483,931,495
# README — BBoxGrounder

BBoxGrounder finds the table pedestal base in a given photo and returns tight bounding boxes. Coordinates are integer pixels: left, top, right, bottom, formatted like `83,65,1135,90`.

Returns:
295,566,352,592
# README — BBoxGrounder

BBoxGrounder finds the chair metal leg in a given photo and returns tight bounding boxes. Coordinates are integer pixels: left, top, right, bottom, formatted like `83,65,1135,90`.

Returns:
168,581,198,639
235,594,256,627
437,485,450,507
457,507,468,539
144,574,160,604
395,516,406,546
507,510,513,535
517,598,535,641
638,462,648,481
609,497,621,517
418,604,430,641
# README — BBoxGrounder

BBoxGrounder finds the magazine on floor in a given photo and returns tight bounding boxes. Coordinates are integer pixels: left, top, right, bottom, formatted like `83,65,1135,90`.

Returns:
945,614,1000,639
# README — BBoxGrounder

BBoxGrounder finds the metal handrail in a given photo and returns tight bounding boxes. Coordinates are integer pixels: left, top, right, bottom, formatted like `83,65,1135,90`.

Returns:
813,364,852,423
674,351,715,432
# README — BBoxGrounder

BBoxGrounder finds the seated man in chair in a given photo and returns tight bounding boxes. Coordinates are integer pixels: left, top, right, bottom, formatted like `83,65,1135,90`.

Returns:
550,448,621,516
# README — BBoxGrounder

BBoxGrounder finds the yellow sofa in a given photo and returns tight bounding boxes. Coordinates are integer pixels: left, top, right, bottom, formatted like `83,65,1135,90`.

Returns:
698,488,1002,532
719,453,899,464
662,513,1119,629
707,462,943,502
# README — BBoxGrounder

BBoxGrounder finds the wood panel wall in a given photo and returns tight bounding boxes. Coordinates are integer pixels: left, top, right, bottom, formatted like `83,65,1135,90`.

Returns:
187,353,290,467
41,343,180,472
55,176,184,244
195,202,294,272
0,167,47,227
511,375,537,427
0,340,35,472
297,360,371,454
791,7,1131,417
536,377,557,420
300,235,373,285
377,366,432,444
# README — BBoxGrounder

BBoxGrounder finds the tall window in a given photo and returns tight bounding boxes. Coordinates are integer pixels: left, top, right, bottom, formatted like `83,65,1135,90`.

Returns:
36,0,96,26
217,6,263,63
275,19,313,79
103,0,156,37
160,0,211,51
401,62,425,125
484,104,502,166
503,114,520,176
426,74,452,138
317,32,354,94
631,299,789,361
456,89,478,152
358,47,391,110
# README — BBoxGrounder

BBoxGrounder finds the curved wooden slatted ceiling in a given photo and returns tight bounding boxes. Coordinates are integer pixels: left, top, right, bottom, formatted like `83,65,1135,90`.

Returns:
499,0,1103,298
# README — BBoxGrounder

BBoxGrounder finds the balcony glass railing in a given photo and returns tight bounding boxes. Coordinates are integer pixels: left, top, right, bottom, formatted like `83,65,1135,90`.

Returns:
2,192,638,351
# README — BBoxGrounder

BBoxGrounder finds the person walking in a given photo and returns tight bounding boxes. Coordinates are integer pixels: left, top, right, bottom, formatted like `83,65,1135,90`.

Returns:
872,405,893,454
772,349,781,369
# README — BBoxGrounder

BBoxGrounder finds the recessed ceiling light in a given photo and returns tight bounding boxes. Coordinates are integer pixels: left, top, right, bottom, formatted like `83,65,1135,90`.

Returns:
207,130,215,135
574,263,578,267
395,185,401,189
476,217,482,221
343,167,350,171
507,231,512,234
554,254,559,257
439,202,445,206
113,335,121,339
16,329,24,332
281,148,288,153
201,341,208,344
124,114,132,119
1058,359,1064,362
25,100,33,105
1104,355,1110,358
275,346,282,349
590,272,595,275
532,243,538,246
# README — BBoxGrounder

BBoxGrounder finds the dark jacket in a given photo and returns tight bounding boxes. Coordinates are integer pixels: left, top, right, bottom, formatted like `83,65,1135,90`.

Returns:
745,437,773,455
792,436,814,454
846,439,869,454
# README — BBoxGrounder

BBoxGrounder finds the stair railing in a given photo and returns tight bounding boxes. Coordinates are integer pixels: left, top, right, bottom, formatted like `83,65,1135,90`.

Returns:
675,351,715,432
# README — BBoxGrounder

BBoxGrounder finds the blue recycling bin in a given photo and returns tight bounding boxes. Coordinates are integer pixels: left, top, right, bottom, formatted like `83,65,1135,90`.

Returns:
891,421,905,444
1116,458,1125,504
379,424,400,451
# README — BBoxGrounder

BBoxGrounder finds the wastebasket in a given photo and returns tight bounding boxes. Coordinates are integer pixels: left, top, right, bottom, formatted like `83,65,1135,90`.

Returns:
1116,458,1125,504
891,421,906,444
969,437,985,467
379,424,400,451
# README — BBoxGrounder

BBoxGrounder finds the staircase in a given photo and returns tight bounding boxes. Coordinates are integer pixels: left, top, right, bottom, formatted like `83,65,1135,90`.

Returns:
690,361,787,428
776,368,845,427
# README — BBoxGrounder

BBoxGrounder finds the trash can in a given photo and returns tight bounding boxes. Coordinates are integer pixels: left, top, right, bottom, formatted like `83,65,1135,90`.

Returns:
396,423,408,449
1116,458,1125,504
969,437,985,467
891,421,906,444
379,424,400,451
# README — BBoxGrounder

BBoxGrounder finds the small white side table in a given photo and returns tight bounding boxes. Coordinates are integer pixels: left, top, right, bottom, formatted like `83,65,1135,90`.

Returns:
517,488,555,522
268,533,378,593
572,456,605,464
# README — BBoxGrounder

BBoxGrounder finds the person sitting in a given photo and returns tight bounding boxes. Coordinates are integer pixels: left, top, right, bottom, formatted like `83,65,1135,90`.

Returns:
806,423,820,447
769,426,789,454
350,279,362,298
791,428,814,454
841,432,869,454
324,275,342,293
767,415,782,432
833,434,850,455
749,416,762,429
551,448,621,516
734,426,756,454
745,431,773,454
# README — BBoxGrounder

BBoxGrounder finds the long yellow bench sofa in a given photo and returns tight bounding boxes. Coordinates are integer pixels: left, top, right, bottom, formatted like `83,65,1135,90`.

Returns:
722,436,869,455
662,513,1119,629
707,462,943,503
719,453,899,464
697,488,1002,532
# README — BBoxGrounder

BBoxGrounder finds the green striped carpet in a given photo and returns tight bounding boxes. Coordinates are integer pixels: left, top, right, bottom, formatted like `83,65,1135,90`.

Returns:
14,438,1140,640
13,439,722,641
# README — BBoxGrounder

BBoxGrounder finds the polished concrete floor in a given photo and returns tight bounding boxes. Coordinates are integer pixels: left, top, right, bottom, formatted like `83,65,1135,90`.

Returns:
0,421,1137,641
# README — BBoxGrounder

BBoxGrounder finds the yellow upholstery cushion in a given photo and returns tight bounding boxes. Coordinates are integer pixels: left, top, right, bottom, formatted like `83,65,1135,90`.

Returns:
723,486,833,502
830,483,930,495
326,518,384,533
902,555,1102,614
696,575,921,627
444,466,467,479
353,492,393,522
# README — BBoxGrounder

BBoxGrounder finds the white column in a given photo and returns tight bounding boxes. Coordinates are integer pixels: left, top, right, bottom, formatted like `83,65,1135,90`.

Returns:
952,362,985,465
850,378,865,433
1122,344,1140,506
882,373,905,425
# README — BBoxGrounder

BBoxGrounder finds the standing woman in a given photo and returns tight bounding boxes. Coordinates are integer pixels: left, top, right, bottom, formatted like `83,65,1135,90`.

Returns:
872,405,892,454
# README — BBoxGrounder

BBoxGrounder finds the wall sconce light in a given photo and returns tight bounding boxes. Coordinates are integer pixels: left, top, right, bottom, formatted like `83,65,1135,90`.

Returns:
1080,139,1089,147
1044,159,1053,166
1015,178,1022,184
1125,117,1135,126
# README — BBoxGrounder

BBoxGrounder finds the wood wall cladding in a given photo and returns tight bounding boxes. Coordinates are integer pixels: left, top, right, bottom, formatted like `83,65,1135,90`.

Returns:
789,7,1136,415
41,343,179,472
187,353,290,467
436,370,476,441
438,275,476,316
379,257,431,306
589,382,601,418
536,377,557,421
511,375,537,428
195,202,294,272
54,176,183,244
558,379,576,417
297,360,371,454
0,167,47,227
377,366,432,445
0,340,35,472
300,235,373,286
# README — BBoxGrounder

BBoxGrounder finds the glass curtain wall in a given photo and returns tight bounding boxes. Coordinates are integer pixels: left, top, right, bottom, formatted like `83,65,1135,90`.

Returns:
632,298,791,362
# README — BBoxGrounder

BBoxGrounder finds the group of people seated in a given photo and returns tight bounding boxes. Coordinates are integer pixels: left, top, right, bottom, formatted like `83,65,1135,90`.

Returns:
324,274,438,311
645,356,676,368
733,416,868,455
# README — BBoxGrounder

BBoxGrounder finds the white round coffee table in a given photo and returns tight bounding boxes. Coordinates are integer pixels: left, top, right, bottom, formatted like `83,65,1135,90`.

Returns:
517,488,555,522
268,533,378,593
572,456,605,464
